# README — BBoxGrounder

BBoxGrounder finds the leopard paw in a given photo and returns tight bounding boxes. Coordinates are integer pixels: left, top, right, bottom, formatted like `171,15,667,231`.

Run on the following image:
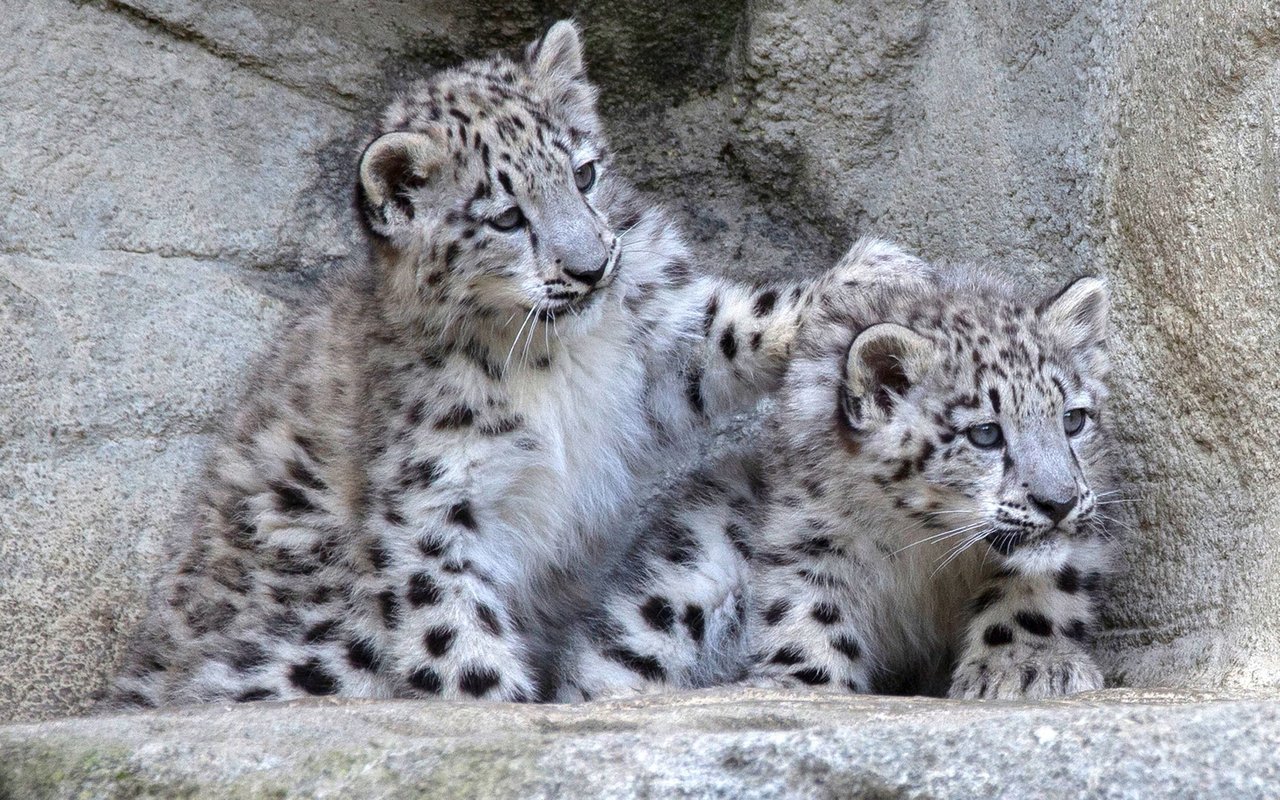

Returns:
948,648,1103,700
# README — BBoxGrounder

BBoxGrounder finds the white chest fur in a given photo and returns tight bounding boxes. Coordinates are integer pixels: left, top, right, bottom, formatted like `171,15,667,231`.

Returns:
473,320,656,590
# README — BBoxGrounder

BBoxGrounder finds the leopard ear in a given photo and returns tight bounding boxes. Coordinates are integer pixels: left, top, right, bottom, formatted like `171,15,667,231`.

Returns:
1041,276,1108,353
357,130,445,240
525,20,599,132
527,20,586,83
842,323,938,428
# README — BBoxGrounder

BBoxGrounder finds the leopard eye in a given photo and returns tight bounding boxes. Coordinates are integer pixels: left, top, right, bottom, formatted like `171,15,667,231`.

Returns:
489,206,525,231
573,160,597,192
966,422,1004,449
1063,408,1088,436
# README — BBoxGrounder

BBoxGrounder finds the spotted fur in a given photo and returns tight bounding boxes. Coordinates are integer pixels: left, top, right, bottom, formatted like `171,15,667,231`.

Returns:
107,21,828,708
555,241,1115,700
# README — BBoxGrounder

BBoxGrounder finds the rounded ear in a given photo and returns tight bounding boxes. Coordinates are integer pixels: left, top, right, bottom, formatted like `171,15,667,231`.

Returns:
1040,276,1109,352
357,130,444,239
527,20,586,83
842,323,938,428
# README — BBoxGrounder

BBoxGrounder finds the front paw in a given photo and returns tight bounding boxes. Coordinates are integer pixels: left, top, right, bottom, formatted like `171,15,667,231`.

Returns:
948,647,1103,700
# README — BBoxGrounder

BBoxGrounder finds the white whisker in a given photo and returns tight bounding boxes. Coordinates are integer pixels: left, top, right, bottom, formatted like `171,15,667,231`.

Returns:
890,521,988,556
931,528,993,579
504,306,536,375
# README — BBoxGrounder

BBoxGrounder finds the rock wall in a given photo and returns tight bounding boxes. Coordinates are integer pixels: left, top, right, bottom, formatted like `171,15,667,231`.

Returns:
1,0,1276,722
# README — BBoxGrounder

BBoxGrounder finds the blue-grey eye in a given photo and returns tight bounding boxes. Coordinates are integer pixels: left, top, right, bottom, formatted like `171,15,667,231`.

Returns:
489,206,525,231
966,423,1003,449
574,160,597,192
1064,408,1088,436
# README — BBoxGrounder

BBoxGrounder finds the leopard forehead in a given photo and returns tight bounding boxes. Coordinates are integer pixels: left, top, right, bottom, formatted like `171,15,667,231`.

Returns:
381,58,598,168
915,296,1094,421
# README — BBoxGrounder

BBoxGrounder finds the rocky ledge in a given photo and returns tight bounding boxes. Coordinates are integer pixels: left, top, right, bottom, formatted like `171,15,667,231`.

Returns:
2,688,1277,798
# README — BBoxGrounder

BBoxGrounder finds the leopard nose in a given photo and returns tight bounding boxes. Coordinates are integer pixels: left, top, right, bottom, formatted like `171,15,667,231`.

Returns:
1029,493,1077,525
563,256,608,287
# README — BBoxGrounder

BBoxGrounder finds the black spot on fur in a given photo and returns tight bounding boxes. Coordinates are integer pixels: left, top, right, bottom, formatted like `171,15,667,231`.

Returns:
719,326,738,361
792,666,831,686
287,459,325,491
750,331,763,351
1056,566,1081,594
796,535,835,557
272,481,318,516
753,290,777,317
603,647,666,681
726,522,752,559
983,624,1014,646
1015,611,1053,637
988,387,1002,414
480,416,522,436
476,603,503,636
383,505,405,527
662,523,700,566
640,596,676,633
379,589,401,628
235,688,275,703
368,541,390,571
1063,618,1090,641
796,568,844,589
459,666,502,697
435,405,475,429
230,641,268,672
831,635,862,661
972,586,1003,614
684,605,705,644
684,364,705,416
304,619,339,644
407,572,442,607
408,666,442,694
412,459,444,487
1021,666,1038,691
447,501,478,531
811,602,841,625
288,659,339,696
418,537,446,558
425,626,456,657
764,598,791,625
770,645,806,666
347,639,382,672
703,295,719,336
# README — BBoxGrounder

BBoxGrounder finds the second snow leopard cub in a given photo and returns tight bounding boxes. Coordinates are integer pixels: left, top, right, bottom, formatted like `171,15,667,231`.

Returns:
559,243,1115,700
108,21,850,708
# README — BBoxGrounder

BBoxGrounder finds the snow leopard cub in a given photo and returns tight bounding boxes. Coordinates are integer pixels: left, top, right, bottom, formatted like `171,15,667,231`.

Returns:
107,21,832,708
558,243,1114,700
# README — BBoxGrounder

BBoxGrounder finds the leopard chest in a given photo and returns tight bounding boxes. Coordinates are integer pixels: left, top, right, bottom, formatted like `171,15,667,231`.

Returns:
376,333,656,594
494,341,654,568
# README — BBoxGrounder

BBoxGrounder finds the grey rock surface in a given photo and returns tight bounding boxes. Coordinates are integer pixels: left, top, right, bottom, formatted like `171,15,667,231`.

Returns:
0,0,1277,734
3,688,1280,798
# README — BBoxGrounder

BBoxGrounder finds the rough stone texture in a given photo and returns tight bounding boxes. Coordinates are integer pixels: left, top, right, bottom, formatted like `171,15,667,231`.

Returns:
1100,0,1280,691
3,689,1280,798
1,0,1277,735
